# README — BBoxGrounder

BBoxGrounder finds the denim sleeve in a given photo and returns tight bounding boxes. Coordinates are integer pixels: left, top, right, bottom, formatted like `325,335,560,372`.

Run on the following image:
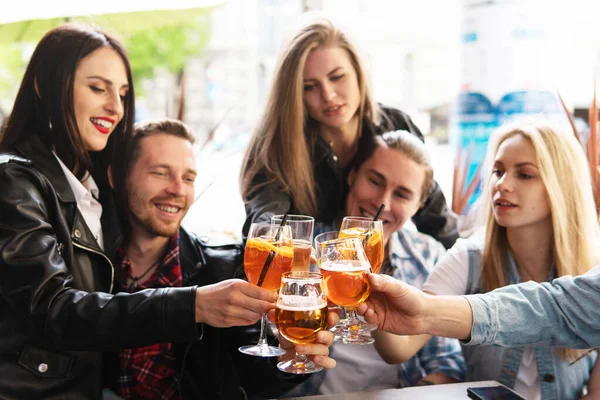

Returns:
464,264,600,349
413,335,466,383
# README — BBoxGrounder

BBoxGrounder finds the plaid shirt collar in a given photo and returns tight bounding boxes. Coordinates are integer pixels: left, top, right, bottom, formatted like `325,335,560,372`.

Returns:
118,233,182,291
117,233,182,400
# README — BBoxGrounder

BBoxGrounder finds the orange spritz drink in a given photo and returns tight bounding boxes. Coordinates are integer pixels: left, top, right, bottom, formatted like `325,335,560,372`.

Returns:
244,236,293,291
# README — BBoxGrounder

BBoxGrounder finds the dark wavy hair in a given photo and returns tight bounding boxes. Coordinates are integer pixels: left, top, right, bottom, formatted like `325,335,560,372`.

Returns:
0,23,135,183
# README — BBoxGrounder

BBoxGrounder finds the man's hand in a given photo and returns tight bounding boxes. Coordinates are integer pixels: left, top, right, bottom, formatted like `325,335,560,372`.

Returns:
277,310,339,369
356,273,428,335
195,279,277,327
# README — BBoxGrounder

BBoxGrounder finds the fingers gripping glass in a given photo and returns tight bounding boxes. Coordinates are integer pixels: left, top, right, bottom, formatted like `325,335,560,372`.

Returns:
239,223,293,357
275,271,328,374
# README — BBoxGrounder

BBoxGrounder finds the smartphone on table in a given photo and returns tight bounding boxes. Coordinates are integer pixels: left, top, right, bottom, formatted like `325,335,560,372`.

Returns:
467,385,526,400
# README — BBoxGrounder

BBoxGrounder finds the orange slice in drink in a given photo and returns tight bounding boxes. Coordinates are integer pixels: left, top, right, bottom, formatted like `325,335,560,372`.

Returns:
246,238,294,258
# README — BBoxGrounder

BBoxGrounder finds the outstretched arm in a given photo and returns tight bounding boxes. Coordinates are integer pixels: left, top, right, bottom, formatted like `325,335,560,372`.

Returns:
242,171,292,238
466,266,600,349
360,266,600,349
357,274,473,340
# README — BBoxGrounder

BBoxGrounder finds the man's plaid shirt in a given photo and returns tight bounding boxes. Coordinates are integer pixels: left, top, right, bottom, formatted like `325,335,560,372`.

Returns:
117,234,182,400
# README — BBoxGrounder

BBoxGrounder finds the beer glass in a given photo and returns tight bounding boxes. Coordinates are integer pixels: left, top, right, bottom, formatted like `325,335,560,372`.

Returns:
317,235,374,344
239,223,293,357
275,271,328,374
271,215,314,272
340,217,385,273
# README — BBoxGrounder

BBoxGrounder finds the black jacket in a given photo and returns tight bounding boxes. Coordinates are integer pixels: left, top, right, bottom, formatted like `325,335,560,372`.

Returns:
243,105,459,248
0,135,200,400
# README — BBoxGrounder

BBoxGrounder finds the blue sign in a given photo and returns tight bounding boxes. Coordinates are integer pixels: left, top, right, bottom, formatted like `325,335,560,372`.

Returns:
453,90,568,213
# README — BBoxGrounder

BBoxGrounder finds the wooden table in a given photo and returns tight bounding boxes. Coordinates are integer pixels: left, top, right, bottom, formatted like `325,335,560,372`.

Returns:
283,380,503,400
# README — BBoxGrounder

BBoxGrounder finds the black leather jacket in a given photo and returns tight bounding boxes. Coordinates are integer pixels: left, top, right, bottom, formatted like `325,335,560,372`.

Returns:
0,135,200,400
243,105,459,248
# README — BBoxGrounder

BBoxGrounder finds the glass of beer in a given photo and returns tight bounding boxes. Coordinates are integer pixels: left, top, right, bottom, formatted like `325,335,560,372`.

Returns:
239,223,293,357
272,215,314,272
317,235,374,344
275,271,328,374
340,217,385,274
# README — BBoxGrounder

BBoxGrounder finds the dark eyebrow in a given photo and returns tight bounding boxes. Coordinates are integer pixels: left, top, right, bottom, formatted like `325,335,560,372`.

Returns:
327,67,343,76
303,66,344,83
86,75,129,90
367,169,386,182
367,169,416,198
149,164,197,176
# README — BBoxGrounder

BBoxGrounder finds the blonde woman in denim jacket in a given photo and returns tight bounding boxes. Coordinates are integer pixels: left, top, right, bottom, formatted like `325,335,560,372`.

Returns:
370,120,600,399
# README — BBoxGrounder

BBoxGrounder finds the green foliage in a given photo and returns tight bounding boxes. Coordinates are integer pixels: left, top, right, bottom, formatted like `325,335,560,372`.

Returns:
0,9,213,102
124,16,212,95
0,45,27,102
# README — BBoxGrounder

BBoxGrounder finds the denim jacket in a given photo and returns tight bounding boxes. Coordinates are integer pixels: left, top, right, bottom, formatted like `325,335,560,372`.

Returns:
462,242,596,399
466,266,600,350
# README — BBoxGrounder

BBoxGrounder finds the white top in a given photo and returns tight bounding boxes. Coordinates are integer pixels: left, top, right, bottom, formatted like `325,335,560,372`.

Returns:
319,339,402,394
54,154,104,250
423,238,540,400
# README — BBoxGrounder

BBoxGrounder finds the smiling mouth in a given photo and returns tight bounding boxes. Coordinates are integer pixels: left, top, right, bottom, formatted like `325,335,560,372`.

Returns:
494,200,516,207
90,118,113,128
156,204,181,214
324,105,343,115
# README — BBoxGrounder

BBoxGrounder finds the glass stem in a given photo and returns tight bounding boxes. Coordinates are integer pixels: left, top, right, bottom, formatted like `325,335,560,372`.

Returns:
293,352,308,366
257,313,269,347
346,308,361,333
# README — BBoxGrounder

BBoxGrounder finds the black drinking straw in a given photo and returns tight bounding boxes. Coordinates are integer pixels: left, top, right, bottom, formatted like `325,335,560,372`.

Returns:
373,204,385,222
256,213,289,287
363,204,385,249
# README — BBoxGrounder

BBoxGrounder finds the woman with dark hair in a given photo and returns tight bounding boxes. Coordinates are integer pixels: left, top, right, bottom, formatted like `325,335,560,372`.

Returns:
0,24,322,399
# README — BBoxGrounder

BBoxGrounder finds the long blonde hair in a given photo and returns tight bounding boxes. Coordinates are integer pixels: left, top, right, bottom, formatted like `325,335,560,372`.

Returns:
478,121,600,360
240,12,380,217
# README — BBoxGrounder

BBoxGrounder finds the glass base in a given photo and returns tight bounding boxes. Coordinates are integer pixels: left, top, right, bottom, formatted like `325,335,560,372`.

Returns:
239,344,286,357
341,331,375,345
359,321,378,333
277,358,323,374
338,321,375,344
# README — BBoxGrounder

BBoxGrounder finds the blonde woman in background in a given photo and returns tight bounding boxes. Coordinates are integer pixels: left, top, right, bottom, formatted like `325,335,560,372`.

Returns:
240,12,458,248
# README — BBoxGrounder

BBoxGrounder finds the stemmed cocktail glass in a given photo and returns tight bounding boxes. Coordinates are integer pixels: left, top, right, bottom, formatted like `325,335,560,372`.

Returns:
271,215,314,272
275,271,328,374
316,235,374,344
239,222,293,357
